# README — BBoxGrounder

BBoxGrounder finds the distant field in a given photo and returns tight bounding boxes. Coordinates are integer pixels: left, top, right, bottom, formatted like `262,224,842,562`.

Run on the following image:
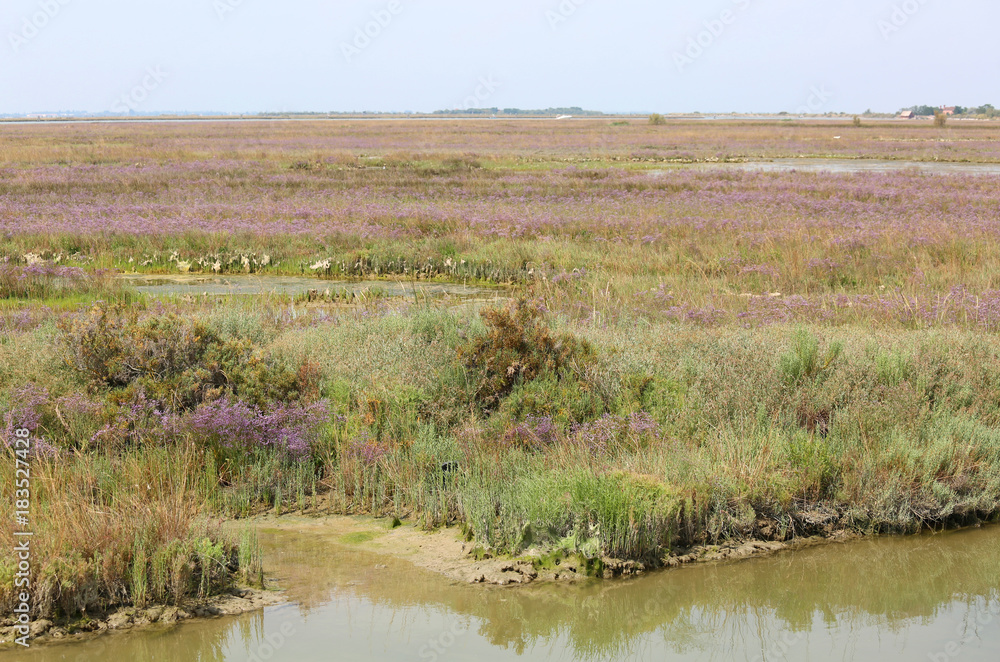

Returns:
3,117,1000,163
3,119,1000,328
2,119,1000,625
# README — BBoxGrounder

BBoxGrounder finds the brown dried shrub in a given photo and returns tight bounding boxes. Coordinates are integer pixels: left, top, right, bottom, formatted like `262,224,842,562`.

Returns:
460,299,593,411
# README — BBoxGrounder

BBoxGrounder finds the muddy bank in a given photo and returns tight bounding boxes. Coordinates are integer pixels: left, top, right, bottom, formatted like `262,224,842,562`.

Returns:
8,523,995,661
0,515,884,650
254,513,558,585
0,586,284,649
251,513,861,587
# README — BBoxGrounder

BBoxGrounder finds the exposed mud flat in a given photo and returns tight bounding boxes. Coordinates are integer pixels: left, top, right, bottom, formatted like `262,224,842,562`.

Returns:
250,514,857,586
255,513,601,585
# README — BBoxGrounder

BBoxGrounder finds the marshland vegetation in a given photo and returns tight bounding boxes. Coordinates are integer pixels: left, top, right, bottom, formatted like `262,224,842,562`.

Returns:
3,118,1000,628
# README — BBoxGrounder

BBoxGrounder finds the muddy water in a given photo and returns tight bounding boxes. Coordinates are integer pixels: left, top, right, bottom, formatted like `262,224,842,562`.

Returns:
12,526,1000,661
728,159,1000,175
118,274,497,301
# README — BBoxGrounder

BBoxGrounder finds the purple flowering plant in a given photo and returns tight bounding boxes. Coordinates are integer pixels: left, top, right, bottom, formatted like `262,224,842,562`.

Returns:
182,397,330,459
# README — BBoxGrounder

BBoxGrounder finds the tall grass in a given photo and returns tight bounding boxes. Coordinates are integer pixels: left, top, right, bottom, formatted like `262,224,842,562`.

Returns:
1,261,127,302
0,445,263,619
269,303,1000,560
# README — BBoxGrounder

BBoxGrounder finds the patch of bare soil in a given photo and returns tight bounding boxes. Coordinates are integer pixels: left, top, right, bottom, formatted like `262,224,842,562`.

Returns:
251,514,858,586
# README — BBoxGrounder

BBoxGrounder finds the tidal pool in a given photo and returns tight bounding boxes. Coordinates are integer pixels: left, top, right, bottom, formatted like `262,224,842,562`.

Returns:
11,525,999,661
118,274,498,301
727,159,1000,175
658,158,1000,176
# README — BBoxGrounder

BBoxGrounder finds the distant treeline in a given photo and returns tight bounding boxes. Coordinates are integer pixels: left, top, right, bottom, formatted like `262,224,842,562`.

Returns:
432,107,605,116
900,104,997,117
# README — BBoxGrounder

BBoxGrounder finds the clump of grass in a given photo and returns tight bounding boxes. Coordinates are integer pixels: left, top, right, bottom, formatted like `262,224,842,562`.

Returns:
462,467,684,561
208,452,320,517
779,329,843,385
0,446,258,619
0,262,124,301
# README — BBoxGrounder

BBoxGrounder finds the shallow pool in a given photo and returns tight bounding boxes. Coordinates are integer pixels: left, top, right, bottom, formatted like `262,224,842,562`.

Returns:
13,525,999,661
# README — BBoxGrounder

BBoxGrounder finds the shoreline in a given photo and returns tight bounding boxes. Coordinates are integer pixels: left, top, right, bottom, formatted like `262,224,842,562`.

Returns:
251,512,866,586
5,510,991,651
0,585,285,650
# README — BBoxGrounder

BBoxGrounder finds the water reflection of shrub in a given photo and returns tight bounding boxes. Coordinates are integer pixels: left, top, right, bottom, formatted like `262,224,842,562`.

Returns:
251,526,1000,661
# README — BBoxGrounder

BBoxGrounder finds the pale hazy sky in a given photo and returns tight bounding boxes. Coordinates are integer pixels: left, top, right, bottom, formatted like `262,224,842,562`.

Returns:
1,0,996,114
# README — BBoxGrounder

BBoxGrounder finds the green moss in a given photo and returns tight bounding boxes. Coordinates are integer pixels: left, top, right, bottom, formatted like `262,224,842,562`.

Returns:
340,531,381,545
469,546,492,562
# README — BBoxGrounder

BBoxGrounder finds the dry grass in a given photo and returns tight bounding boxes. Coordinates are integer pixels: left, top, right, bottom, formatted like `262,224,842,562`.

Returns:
0,444,258,619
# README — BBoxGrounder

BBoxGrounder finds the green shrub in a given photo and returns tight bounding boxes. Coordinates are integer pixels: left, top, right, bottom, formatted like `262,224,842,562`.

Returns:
781,429,837,499
873,348,913,388
411,308,464,346
779,329,843,385
615,373,685,422
498,373,607,428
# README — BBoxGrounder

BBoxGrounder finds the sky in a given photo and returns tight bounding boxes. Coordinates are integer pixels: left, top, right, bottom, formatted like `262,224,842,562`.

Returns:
1,0,997,115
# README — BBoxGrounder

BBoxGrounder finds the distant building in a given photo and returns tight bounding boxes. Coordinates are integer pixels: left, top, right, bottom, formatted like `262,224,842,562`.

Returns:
899,110,915,119
940,106,957,116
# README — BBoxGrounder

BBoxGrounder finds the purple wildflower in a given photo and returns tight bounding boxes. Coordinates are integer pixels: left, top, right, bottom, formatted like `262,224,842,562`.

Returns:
570,412,660,456
2,384,59,457
502,415,560,450
346,430,389,466
185,398,328,457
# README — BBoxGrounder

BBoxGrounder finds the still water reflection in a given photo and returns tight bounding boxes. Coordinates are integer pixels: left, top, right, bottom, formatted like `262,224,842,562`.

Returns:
649,159,1000,176
119,274,497,301
11,526,1000,661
